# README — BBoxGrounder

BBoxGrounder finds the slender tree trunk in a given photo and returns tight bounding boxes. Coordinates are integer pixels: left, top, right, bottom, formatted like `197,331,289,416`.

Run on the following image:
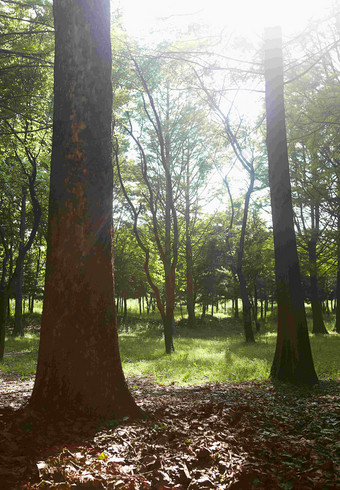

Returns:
237,271,254,341
185,212,195,327
254,283,260,332
185,155,195,327
335,216,340,333
264,26,317,384
13,187,26,337
307,239,328,334
0,289,7,362
29,0,141,418
234,297,239,318
201,303,206,319
0,225,10,360
163,93,175,353
236,168,255,342
7,296,10,321
30,245,42,314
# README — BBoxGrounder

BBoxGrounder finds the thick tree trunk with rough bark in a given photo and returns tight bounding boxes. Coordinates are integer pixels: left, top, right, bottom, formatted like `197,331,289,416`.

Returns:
264,26,318,384
29,0,141,418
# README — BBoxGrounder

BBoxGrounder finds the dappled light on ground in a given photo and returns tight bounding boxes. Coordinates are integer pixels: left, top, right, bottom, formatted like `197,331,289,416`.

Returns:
0,375,339,488
1,315,339,488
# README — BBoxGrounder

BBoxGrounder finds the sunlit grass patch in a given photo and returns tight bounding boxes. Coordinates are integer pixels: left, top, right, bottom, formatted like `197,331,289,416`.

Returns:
121,326,340,385
121,336,228,384
1,333,39,376
1,313,339,384
121,327,274,385
310,332,340,380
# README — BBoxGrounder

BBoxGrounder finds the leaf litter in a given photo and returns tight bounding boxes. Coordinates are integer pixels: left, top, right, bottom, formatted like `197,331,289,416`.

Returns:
0,374,339,489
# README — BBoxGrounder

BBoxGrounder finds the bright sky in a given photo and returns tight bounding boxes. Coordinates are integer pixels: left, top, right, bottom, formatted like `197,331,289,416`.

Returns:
118,0,335,41
116,0,336,213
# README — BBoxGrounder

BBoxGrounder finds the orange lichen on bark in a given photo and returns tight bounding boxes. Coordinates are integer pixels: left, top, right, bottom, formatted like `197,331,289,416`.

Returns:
66,109,87,160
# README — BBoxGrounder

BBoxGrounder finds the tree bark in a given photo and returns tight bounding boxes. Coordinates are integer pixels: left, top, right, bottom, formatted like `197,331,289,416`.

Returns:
13,186,26,337
335,215,340,333
236,170,255,342
264,26,318,384
234,297,239,318
163,87,176,352
30,245,42,313
225,173,254,342
29,0,141,418
307,238,328,334
0,224,11,361
185,162,195,328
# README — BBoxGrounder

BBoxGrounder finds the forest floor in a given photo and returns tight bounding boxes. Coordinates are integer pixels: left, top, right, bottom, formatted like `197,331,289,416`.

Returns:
0,373,339,489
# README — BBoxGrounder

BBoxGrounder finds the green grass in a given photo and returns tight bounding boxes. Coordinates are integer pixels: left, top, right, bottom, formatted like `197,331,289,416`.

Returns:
2,333,40,377
1,313,339,384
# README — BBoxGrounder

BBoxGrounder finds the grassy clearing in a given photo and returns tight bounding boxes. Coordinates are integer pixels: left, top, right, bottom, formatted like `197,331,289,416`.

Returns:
1,312,339,384
119,316,340,384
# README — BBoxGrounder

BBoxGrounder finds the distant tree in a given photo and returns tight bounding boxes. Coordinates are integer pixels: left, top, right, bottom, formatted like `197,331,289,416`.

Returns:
115,47,215,350
336,215,340,333
243,210,274,329
264,26,317,384
29,0,141,418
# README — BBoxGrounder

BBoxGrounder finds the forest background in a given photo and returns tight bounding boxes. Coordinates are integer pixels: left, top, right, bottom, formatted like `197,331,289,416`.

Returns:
0,0,339,354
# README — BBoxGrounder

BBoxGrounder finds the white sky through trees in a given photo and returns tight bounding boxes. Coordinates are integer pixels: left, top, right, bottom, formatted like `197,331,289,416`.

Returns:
118,0,335,40
115,0,337,213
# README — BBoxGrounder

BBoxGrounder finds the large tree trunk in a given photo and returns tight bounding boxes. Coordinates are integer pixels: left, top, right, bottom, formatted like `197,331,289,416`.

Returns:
13,187,26,337
29,0,141,418
307,238,328,334
264,26,318,384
